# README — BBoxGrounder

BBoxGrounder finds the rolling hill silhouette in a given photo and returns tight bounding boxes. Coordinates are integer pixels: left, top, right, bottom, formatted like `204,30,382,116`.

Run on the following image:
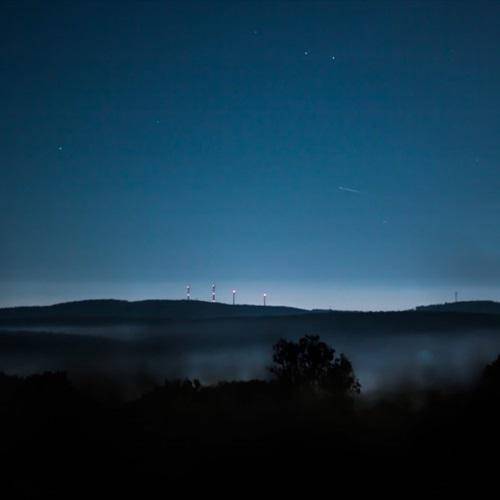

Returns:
416,300,500,315
0,299,307,325
1,299,500,336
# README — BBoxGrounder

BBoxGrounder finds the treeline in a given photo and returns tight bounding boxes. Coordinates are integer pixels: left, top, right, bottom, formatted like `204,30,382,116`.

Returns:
1,335,500,497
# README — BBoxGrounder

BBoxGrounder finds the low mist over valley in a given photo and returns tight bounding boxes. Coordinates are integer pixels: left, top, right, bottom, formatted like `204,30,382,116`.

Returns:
2,299,500,396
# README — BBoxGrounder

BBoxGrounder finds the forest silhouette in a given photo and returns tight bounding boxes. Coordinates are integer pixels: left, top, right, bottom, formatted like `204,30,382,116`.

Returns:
1,334,500,497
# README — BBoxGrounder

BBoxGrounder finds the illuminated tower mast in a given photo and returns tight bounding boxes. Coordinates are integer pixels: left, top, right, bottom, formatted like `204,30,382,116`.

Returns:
263,293,267,306
212,284,216,303
232,289,236,305
186,285,191,301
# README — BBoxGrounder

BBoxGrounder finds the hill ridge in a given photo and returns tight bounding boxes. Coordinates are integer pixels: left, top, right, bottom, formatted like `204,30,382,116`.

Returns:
0,298,308,323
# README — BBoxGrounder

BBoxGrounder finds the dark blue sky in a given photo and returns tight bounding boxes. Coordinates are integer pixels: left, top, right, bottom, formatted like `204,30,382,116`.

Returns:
2,1,500,309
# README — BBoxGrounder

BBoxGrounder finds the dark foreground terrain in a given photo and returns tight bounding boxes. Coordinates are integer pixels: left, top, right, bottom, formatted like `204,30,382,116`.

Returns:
2,356,500,497
2,301,500,496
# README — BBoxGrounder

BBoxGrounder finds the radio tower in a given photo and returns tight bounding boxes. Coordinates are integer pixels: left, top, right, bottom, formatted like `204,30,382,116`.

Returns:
232,289,236,305
212,284,216,303
263,293,267,306
186,285,191,301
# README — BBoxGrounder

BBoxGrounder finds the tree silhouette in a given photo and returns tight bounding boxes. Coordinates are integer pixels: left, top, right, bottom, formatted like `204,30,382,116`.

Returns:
269,334,360,396
479,354,500,396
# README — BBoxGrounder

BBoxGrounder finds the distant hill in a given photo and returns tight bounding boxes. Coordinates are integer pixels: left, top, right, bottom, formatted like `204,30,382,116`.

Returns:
2,298,500,330
0,299,307,325
416,301,500,315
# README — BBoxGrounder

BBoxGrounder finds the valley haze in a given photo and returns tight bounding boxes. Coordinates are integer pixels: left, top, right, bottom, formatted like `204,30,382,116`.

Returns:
1,298,500,395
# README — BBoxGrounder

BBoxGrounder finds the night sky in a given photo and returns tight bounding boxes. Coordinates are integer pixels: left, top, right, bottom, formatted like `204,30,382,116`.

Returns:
2,1,500,309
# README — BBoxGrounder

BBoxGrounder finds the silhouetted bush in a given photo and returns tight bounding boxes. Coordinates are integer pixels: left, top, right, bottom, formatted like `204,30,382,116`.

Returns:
479,354,500,396
269,334,361,397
